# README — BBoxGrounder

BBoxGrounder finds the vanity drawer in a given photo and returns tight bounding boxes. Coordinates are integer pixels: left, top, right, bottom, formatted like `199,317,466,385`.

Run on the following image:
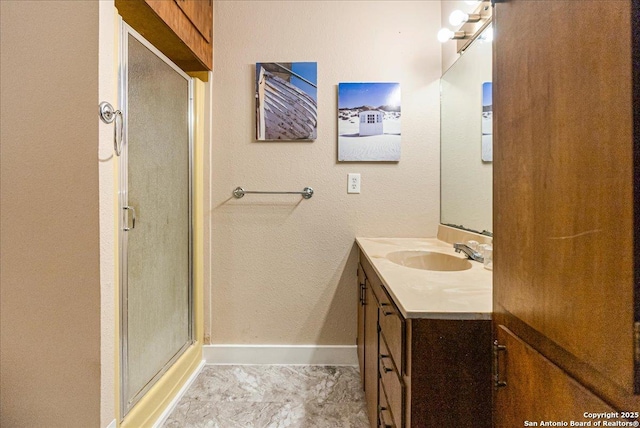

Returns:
379,300,403,374
370,279,387,306
378,380,396,428
379,332,399,375
379,338,403,428
360,254,386,301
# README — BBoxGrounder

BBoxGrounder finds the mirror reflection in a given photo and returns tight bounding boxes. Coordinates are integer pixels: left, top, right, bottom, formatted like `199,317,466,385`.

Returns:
440,28,493,235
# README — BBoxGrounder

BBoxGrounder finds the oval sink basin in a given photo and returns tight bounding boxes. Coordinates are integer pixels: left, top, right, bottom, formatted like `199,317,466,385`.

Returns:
386,250,472,272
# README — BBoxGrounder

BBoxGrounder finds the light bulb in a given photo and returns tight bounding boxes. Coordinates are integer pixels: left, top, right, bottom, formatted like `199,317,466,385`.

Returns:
449,10,469,26
437,28,455,43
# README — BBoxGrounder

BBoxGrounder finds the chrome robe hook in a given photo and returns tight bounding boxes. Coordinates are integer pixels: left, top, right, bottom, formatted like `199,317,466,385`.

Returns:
99,101,123,156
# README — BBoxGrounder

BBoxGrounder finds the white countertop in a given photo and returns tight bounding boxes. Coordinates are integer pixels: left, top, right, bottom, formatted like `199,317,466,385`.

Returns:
356,237,493,320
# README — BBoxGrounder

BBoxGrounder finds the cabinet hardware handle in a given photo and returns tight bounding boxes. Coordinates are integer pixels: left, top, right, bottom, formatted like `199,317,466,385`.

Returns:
380,302,394,316
379,354,394,373
493,339,507,388
379,406,394,427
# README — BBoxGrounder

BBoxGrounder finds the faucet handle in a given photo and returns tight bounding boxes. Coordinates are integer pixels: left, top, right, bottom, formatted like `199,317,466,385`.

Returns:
453,242,468,254
466,240,479,251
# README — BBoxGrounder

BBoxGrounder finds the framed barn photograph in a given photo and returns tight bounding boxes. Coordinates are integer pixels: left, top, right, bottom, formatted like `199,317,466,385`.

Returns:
255,62,317,141
338,82,401,162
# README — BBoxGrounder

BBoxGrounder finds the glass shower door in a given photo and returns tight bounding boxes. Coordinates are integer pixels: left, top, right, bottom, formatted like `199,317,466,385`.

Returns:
119,25,193,416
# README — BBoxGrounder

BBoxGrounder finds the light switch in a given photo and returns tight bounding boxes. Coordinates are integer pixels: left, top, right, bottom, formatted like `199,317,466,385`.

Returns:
348,173,361,194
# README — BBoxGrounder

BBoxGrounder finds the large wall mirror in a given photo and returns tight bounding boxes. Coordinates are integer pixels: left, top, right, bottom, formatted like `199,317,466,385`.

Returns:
440,27,493,235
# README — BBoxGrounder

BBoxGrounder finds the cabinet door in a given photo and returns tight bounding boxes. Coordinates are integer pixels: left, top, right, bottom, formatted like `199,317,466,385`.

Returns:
364,281,379,428
140,0,212,70
493,0,638,407
174,0,212,43
357,264,366,386
495,326,618,427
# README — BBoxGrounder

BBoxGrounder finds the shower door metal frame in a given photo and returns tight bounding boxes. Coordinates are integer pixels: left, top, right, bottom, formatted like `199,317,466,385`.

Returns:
118,21,194,419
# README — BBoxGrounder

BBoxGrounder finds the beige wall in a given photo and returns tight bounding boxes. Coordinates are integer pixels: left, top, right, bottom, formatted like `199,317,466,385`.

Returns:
208,1,442,345
99,2,117,426
0,1,102,427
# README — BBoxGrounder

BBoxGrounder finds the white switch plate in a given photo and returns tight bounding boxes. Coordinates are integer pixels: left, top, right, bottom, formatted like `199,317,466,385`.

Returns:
348,173,361,194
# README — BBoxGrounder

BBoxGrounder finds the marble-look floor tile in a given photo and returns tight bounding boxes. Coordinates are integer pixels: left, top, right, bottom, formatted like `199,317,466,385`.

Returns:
182,365,364,404
163,365,369,428
164,400,368,428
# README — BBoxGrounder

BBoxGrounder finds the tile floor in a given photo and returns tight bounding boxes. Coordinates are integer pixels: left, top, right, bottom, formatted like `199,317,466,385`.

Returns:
162,365,370,428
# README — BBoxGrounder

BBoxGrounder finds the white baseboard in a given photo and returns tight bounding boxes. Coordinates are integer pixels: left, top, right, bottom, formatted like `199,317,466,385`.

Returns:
204,344,358,366
152,359,206,428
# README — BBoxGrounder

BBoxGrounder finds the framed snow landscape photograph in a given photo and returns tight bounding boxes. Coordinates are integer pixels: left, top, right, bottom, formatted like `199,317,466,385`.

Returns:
255,62,318,141
481,81,493,162
338,82,401,162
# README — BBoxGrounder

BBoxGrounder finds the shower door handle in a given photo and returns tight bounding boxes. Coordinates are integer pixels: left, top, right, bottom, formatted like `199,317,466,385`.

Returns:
123,206,136,231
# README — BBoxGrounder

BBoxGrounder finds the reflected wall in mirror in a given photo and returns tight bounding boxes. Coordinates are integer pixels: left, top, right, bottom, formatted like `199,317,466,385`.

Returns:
440,27,493,235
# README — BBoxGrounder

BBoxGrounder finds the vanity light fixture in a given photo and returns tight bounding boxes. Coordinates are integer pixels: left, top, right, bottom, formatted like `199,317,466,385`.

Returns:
437,0,492,52
437,28,468,43
449,9,481,27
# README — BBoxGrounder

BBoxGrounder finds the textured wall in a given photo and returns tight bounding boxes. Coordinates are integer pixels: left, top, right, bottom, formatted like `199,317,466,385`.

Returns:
208,1,442,345
0,1,101,426
98,2,116,426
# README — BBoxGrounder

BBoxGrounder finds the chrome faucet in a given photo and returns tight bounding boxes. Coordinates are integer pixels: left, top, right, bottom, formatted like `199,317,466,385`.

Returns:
453,243,484,263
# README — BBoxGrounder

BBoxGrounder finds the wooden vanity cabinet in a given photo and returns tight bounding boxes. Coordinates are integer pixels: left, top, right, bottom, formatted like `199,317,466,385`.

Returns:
493,0,640,422
116,0,213,72
358,253,492,427
495,325,616,428
405,318,492,427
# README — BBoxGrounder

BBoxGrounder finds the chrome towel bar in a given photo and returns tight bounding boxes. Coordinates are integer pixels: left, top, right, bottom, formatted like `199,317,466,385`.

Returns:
233,187,314,199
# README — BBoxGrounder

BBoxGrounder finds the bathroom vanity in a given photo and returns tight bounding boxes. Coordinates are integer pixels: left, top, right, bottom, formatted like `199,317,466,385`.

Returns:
356,236,492,428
